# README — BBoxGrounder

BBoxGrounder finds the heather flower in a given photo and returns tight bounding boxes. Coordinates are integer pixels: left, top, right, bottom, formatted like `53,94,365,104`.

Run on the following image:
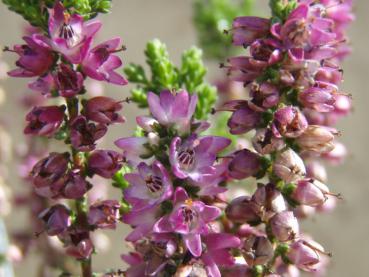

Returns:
296,125,337,153
145,90,197,135
322,140,347,165
248,82,280,111
24,105,65,137
7,35,54,77
306,160,328,183
63,171,91,199
270,211,299,242
228,149,261,180
31,152,69,198
154,187,221,257
82,38,128,85
273,149,306,183
124,161,172,210
39,204,71,236
55,64,84,98
242,235,273,266
231,16,270,46
115,137,152,165
70,116,107,152
48,1,101,64
272,106,308,138
252,128,285,155
65,237,94,260
28,73,56,97
225,196,260,224
169,135,230,183
88,200,120,229
299,85,336,113
83,96,124,124
291,179,329,207
287,239,325,272
252,184,287,219
88,150,123,178
226,102,262,134
201,233,241,277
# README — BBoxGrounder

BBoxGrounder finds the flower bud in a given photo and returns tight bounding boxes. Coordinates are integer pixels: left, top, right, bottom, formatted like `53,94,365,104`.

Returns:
287,239,325,272
66,238,94,260
88,200,120,229
270,211,299,242
24,105,65,137
291,179,329,207
273,149,306,183
242,235,273,266
252,128,285,155
38,204,71,236
322,141,347,165
226,196,260,224
55,64,84,98
88,150,123,178
227,104,261,135
249,82,280,111
252,184,286,219
228,149,261,180
83,96,124,124
306,161,327,183
63,171,91,199
272,106,308,138
296,125,336,153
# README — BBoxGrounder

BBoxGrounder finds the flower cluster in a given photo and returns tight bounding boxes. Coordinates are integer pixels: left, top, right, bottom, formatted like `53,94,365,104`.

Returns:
6,1,127,275
216,0,353,275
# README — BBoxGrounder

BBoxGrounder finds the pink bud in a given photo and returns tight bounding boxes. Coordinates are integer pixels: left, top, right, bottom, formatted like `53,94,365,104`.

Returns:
242,235,273,266
88,150,123,178
272,106,308,138
83,96,124,124
270,211,299,242
226,196,260,224
228,149,261,180
252,128,285,155
38,204,71,236
306,161,327,183
297,125,336,153
292,179,329,207
273,149,306,183
287,239,325,272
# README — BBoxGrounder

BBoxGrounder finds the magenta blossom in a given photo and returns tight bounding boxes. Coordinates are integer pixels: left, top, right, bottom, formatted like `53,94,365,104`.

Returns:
88,150,123,178
228,149,261,180
169,135,231,183
231,16,270,46
272,106,308,138
83,96,124,124
144,90,197,135
124,161,173,210
63,171,92,199
201,233,241,277
82,38,127,85
28,73,56,97
88,200,120,229
115,137,152,166
38,204,71,236
55,64,84,98
24,105,65,137
7,35,54,77
154,187,221,257
48,1,101,63
70,116,107,152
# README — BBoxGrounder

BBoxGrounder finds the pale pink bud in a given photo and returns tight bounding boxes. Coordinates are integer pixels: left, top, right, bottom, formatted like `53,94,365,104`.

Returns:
226,196,260,224
270,211,299,241
273,149,306,183
292,179,330,207
242,235,273,266
297,125,337,153
252,128,285,155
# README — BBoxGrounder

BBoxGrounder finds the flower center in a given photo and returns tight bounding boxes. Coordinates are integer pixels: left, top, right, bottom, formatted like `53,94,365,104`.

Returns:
59,23,81,47
288,20,309,47
178,149,195,171
145,175,164,197
181,206,197,226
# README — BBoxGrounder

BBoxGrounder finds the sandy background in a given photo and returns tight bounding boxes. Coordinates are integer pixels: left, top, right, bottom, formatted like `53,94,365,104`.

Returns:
0,0,368,276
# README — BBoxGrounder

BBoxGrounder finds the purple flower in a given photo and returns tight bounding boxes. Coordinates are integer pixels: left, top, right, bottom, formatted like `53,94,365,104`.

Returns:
115,137,152,166
82,38,127,85
299,85,336,113
63,171,91,199
7,35,54,77
70,116,107,152
145,90,197,135
272,106,308,138
270,211,299,242
252,128,285,155
169,135,231,183
64,230,94,260
88,200,120,229
24,105,65,137
227,102,262,135
38,204,71,236
231,16,270,46
225,196,260,224
83,96,124,124
124,161,172,210
48,1,101,63
55,64,84,98
28,73,56,97
201,233,241,277
228,149,261,180
249,82,280,111
154,187,221,257
88,150,123,178
291,179,330,207
287,239,325,272
31,152,69,198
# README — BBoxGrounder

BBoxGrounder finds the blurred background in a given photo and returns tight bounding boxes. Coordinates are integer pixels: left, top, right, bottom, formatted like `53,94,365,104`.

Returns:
0,0,368,276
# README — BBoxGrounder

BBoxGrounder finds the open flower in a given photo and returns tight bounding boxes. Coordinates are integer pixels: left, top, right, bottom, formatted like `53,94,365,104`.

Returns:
154,187,221,257
169,135,231,183
144,90,197,135
124,161,172,210
48,1,101,63
82,38,127,85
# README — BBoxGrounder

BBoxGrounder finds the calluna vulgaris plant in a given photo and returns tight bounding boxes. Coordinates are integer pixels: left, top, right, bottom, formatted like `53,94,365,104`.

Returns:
2,0,354,276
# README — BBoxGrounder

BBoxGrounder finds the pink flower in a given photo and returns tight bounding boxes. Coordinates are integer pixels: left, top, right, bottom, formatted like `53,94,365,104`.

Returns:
82,38,127,85
38,204,71,236
7,35,54,77
55,64,84,98
83,96,124,124
48,1,101,63
24,105,65,137
88,150,123,178
88,200,121,229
